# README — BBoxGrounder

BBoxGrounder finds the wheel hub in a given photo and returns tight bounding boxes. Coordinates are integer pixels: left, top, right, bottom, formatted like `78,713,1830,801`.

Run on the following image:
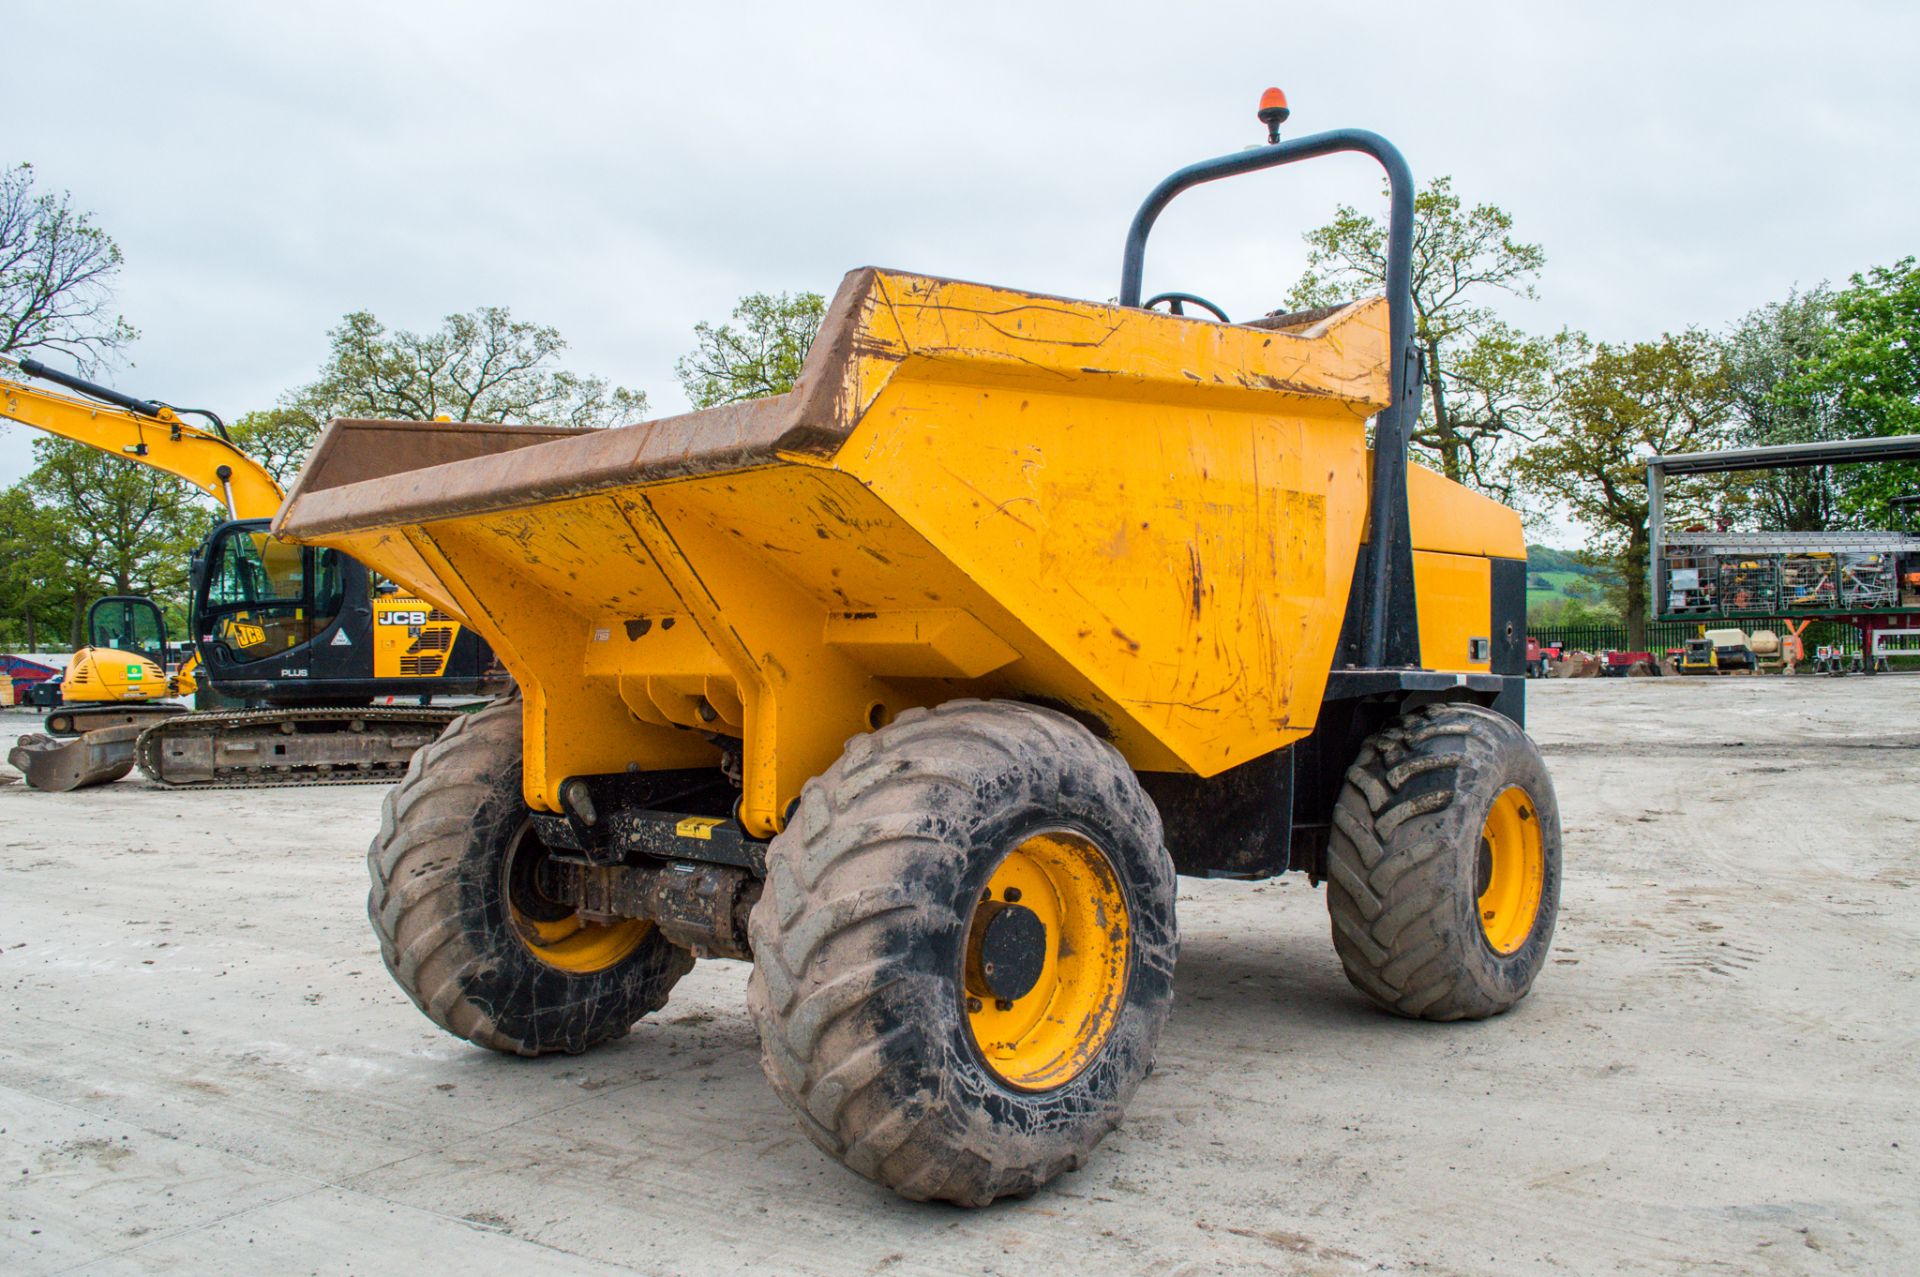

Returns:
501,821,650,973
967,901,1047,1003
1477,786,1545,955
963,831,1132,1092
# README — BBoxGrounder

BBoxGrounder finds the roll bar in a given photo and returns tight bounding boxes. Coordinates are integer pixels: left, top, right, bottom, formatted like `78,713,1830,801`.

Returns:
1119,125,1421,669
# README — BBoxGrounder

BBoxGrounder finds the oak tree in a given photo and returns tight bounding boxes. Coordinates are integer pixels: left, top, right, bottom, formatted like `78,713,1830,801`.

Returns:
675,291,825,409
1287,176,1562,494
1510,332,1733,646
233,307,648,481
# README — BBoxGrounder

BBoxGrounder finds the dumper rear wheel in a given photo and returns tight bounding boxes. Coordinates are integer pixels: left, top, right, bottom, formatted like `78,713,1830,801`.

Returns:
367,697,693,1056
747,700,1176,1206
1325,702,1560,1021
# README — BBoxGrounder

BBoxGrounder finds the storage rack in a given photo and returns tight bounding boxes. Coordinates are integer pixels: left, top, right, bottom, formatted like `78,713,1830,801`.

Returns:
1647,437,1920,624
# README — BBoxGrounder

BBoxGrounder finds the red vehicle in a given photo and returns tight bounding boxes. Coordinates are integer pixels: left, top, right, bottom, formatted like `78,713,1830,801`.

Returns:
1602,650,1658,677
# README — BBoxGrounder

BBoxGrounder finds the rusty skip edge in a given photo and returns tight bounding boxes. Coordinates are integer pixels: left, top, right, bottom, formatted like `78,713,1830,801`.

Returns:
272,267,1385,542
273,268,881,542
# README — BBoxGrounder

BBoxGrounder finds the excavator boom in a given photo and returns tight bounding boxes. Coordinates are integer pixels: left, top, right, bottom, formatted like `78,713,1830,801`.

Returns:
0,355,283,517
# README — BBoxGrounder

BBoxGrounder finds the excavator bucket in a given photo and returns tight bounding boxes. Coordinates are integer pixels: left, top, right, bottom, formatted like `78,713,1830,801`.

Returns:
8,724,143,791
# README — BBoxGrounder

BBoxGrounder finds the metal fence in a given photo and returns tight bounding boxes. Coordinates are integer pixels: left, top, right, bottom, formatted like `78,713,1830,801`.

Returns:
1528,618,1858,654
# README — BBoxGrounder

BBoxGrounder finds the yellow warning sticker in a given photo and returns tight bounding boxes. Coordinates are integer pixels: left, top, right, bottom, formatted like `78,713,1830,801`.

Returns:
675,816,723,841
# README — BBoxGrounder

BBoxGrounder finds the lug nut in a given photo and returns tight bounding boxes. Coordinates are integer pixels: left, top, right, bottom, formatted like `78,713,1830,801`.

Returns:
995,999,1013,1012
966,996,983,1013
1004,887,1022,902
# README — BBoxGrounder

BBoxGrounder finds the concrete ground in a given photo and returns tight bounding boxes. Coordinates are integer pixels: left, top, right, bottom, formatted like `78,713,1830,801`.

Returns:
1,677,1914,1275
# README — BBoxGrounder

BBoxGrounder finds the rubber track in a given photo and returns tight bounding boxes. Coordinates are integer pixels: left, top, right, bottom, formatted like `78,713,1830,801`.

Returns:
134,706,463,790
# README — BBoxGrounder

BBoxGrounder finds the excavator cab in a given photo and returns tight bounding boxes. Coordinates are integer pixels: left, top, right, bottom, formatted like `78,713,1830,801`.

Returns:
86,596,172,669
196,521,335,661
188,517,496,704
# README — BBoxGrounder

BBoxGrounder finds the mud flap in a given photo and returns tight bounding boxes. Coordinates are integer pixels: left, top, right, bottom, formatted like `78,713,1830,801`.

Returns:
8,724,143,791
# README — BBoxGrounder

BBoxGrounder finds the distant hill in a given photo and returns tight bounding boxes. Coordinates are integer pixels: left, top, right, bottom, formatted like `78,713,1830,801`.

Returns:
1525,545,1619,607
1525,545,1588,574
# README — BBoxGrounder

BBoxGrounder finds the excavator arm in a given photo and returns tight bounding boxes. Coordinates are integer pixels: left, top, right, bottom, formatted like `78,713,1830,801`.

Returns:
170,649,200,697
0,355,284,518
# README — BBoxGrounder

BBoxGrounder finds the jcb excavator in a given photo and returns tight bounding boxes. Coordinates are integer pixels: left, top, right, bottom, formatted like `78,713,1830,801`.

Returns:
1,354,516,789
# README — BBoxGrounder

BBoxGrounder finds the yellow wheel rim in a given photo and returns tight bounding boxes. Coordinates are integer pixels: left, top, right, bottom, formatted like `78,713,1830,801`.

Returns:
511,909,651,974
503,824,650,974
964,831,1130,1092
1478,786,1545,955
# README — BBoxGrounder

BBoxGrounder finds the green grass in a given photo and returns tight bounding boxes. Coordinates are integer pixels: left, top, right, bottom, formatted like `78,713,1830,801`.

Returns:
1526,569,1599,605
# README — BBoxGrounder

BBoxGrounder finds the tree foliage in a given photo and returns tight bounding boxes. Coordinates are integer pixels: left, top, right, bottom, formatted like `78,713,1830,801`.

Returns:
1779,257,1920,524
231,307,648,481
2,439,215,647
1721,285,1844,531
1287,176,1564,494
0,484,68,648
1525,595,1622,628
1525,543,1598,574
227,407,324,486
675,291,825,409
0,163,138,368
1510,332,1733,645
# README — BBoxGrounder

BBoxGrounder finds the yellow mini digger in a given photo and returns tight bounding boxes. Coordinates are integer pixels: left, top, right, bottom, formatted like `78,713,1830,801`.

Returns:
38,595,196,737
276,92,1562,1206
7,596,197,791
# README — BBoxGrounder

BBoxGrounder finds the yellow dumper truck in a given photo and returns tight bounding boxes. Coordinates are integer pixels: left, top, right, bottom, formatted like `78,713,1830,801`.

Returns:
276,95,1561,1205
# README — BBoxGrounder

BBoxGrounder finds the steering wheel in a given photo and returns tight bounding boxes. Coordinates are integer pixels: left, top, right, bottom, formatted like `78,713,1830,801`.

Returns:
1143,291,1231,322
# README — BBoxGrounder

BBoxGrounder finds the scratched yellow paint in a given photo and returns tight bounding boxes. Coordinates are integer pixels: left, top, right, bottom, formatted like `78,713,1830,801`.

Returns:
292,269,1523,832
830,376,1364,772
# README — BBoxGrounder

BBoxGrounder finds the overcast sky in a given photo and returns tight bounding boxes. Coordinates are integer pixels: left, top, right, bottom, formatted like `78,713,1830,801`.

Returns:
6,1,1917,545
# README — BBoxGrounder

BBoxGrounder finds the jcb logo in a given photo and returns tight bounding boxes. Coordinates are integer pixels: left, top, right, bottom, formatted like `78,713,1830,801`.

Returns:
379,611,430,626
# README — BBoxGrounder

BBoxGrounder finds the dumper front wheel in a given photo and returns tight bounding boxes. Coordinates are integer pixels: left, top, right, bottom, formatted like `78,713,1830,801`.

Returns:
747,700,1176,1206
367,697,693,1056
1325,702,1560,1021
